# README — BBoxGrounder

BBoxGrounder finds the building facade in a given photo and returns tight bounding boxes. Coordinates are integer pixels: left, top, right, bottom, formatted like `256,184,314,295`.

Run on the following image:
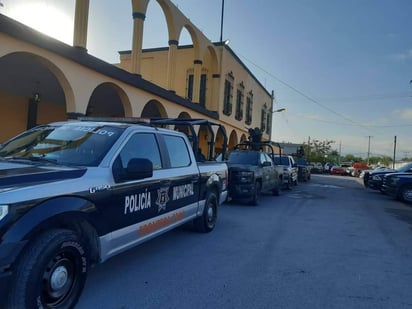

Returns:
0,0,275,156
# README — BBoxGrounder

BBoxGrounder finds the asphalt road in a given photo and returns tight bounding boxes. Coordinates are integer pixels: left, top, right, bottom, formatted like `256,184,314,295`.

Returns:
77,174,412,309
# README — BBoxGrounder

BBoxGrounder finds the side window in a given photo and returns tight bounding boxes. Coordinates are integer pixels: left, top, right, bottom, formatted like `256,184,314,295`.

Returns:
259,153,266,165
264,153,272,165
163,135,191,168
118,133,162,170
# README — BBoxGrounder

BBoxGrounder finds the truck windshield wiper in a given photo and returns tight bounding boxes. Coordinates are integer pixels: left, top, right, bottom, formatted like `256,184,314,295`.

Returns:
8,156,58,165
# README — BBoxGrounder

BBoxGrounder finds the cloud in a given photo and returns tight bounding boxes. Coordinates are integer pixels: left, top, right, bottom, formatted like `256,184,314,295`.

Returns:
390,49,412,61
392,108,412,121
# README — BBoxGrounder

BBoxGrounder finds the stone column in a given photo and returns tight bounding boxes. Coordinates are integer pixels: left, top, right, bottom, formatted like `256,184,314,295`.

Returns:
131,11,145,75
167,40,178,92
131,0,150,75
73,0,89,50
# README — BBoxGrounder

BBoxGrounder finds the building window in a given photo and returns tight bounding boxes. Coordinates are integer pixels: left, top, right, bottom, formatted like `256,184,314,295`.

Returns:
235,82,244,121
199,70,207,107
261,103,267,132
266,111,271,134
186,69,194,101
245,90,253,125
223,71,234,116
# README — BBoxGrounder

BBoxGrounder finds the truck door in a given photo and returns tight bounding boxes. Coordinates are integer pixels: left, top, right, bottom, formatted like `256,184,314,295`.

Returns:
159,133,200,219
259,152,273,191
103,132,167,233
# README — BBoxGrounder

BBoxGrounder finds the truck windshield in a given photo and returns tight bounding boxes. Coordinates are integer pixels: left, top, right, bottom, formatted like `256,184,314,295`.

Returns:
228,151,258,165
0,124,123,166
273,156,290,165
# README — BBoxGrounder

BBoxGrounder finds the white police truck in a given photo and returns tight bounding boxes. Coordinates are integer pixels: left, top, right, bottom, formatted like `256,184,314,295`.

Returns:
0,118,228,308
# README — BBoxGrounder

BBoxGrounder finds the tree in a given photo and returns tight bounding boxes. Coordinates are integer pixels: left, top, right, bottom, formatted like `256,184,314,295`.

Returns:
303,139,335,163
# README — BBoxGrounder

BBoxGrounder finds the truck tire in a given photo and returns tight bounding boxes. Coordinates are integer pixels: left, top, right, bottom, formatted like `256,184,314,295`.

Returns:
399,185,412,203
8,229,88,309
194,191,218,233
250,181,261,205
272,184,280,196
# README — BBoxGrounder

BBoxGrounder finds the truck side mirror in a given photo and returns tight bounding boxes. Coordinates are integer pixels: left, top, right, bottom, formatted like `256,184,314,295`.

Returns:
125,158,153,180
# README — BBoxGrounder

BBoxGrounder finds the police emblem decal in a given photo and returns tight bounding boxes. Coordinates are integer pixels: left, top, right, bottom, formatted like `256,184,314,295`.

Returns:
156,187,169,212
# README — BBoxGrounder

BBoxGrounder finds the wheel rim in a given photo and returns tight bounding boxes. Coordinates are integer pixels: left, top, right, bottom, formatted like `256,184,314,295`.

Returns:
42,249,82,306
206,197,217,228
402,187,412,202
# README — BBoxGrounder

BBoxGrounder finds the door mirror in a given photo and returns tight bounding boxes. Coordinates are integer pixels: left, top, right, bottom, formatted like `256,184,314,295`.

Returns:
124,158,153,180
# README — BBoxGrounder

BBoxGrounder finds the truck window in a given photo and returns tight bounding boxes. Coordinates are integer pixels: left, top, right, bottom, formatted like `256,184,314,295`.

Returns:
163,135,191,168
118,133,162,170
228,151,258,165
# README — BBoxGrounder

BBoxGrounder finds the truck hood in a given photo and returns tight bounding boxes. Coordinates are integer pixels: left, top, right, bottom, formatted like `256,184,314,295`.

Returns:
227,163,257,170
0,161,87,190
385,172,412,178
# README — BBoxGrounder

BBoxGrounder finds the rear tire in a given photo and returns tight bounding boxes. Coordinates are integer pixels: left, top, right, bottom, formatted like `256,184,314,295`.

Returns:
8,229,88,309
194,191,218,233
272,184,280,196
250,181,261,205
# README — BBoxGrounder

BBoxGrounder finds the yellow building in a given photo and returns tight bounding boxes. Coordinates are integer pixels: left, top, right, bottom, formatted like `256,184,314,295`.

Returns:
0,0,275,155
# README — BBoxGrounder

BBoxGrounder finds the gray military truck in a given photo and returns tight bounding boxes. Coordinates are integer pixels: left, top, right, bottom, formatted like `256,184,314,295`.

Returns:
0,118,228,309
227,128,282,205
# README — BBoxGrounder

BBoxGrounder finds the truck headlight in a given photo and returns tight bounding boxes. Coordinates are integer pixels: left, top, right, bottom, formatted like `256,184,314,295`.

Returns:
0,205,8,221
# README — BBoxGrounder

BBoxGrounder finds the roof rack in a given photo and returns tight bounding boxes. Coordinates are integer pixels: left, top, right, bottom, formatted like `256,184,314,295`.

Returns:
78,116,151,124
77,116,228,161
150,118,228,161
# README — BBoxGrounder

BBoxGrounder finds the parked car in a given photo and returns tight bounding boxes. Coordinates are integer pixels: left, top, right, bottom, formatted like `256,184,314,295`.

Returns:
351,162,369,177
272,155,298,189
382,172,412,203
310,162,324,174
330,166,346,175
324,162,334,174
365,163,412,191
295,158,311,182
362,166,390,187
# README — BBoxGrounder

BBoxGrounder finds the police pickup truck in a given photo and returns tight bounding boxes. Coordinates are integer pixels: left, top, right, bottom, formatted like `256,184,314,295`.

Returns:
0,118,228,308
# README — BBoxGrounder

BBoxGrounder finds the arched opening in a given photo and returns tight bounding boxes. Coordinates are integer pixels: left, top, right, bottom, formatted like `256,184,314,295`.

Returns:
0,52,69,141
228,130,238,150
215,127,227,160
87,83,129,117
177,111,191,119
141,99,167,118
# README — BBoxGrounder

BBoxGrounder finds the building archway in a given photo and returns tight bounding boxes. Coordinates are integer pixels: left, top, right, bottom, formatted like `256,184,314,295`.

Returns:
0,52,72,140
86,82,131,117
141,99,167,118
228,130,238,150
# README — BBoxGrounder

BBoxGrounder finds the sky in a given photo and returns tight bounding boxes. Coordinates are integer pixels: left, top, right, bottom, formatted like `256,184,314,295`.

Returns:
1,0,412,160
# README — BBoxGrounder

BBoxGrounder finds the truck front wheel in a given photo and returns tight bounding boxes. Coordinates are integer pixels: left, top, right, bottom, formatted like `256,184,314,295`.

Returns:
9,229,88,309
399,185,412,203
250,181,261,205
194,191,218,233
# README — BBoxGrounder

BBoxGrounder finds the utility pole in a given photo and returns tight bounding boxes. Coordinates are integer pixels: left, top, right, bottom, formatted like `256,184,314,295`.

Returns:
393,136,397,169
219,0,225,43
367,136,373,166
